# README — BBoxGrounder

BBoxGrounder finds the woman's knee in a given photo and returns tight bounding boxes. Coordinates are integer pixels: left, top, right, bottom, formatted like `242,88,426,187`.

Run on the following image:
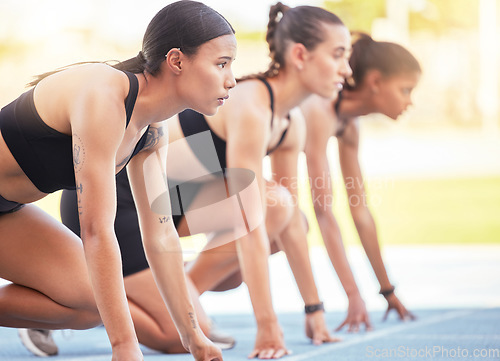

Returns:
55,286,101,329
266,184,294,236
210,270,243,292
59,291,101,329
71,309,102,329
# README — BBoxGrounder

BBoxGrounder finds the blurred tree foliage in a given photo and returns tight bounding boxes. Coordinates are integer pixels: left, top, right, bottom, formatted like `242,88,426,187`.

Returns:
323,0,480,35
408,0,479,34
323,0,385,33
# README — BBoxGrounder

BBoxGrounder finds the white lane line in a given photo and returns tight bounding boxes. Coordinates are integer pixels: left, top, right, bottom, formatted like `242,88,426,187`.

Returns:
285,309,477,361
395,334,500,340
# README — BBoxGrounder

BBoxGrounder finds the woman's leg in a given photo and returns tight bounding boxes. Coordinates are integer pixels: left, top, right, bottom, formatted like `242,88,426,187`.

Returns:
187,182,294,294
124,268,210,354
0,205,100,329
56,186,224,355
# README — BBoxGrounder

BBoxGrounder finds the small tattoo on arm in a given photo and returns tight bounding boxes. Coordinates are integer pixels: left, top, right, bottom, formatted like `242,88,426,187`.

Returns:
159,216,170,224
188,312,197,329
73,134,85,173
116,149,134,168
143,126,164,150
78,199,83,216
76,182,83,215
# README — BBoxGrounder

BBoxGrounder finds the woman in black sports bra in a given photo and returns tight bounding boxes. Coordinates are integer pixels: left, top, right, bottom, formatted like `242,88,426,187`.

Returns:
0,2,236,360
59,2,351,359
300,33,421,331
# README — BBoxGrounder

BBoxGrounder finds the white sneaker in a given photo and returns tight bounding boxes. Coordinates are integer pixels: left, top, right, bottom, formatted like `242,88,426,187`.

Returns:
18,329,59,357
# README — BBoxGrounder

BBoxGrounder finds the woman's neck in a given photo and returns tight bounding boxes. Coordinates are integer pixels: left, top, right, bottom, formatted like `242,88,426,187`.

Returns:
338,87,376,118
134,72,186,126
268,72,312,119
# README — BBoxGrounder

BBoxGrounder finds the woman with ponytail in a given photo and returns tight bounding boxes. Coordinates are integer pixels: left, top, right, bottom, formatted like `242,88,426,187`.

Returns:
0,1,236,360
182,4,350,356
300,32,421,332
171,2,351,356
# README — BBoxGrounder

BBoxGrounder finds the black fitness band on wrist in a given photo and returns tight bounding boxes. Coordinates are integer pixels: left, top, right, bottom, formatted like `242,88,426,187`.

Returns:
305,302,324,314
379,286,395,297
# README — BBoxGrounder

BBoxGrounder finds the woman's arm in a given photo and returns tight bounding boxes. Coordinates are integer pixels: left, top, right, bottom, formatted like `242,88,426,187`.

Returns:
69,74,142,360
269,109,340,344
224,86,287,359
338,120,415,321
301,96,372,332
125,123,222,361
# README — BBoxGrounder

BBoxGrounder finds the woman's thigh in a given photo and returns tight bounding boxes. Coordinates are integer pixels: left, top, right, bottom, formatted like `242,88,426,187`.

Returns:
0,204,95,310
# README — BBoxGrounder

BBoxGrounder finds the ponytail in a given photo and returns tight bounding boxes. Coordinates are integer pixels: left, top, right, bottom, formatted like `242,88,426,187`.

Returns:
113,51,147,74
239,2,344,81
263,2,290,78
346,31,421,90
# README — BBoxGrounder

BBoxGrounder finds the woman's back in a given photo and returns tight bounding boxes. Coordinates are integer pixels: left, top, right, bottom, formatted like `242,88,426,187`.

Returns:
0,64,136,203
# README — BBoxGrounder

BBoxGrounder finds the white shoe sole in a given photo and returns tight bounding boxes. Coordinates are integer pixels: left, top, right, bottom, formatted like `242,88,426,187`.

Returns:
18,329,51,357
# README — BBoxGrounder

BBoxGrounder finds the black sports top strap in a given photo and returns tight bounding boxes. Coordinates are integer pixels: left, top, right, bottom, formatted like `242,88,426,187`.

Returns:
123,71,139,128
256,77,275,128
117,71,150,174
266,121,290,155
254,77,291,155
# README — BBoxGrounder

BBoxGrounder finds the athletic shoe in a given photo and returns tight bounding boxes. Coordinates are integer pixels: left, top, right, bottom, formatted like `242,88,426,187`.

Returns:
208,319,236,350
18,329,58,357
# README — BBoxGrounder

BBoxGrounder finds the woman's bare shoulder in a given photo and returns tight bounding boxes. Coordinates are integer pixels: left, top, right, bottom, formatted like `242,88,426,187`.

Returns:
37,63,129,101
216,78,274,127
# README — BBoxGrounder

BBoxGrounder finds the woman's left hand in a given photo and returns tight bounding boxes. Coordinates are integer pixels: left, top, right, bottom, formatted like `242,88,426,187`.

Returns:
383,293,417,322
185,333,224,361
305,311,342,345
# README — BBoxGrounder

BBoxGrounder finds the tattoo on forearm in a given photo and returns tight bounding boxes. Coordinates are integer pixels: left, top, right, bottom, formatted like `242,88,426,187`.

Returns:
143,126,164,150
76,182,83,215
116,149,134,168
78,198,83,216
188,312,197,329
73,134,85,173
159,216,170,224
116,126,164,167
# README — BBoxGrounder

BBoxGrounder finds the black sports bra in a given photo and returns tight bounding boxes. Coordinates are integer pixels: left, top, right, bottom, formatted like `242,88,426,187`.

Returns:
258,77,290,154
0,70,148,193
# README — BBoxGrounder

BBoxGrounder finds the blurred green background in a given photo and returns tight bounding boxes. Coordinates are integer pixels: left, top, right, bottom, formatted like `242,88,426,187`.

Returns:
1,0,499,247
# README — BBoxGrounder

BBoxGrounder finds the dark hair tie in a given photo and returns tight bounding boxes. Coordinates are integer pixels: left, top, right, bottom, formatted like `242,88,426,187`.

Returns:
137,51,146,63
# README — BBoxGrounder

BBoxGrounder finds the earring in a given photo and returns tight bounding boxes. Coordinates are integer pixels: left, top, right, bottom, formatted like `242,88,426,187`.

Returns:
165,48,181,58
